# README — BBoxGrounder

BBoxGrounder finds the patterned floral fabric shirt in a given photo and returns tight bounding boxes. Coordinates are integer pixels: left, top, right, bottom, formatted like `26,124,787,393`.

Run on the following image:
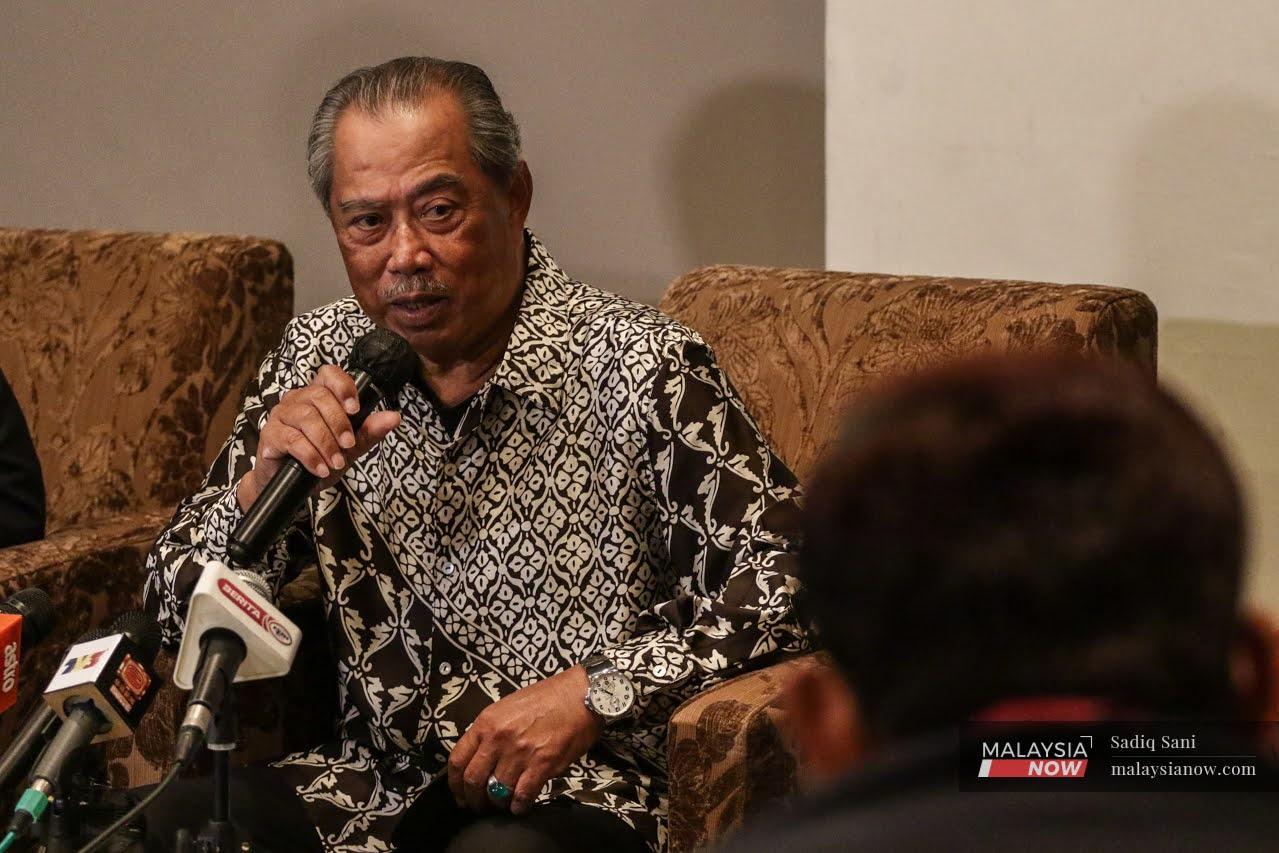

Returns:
144,233,808,852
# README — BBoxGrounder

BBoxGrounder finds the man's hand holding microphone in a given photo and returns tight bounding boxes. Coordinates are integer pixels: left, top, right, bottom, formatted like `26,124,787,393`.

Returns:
235,363,403,513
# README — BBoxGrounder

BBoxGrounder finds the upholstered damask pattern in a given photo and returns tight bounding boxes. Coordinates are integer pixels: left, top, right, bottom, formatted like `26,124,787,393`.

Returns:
0,229,293,532
660,265,1157,482
659,265,1158,852
666,655,826,851
0,228,293,781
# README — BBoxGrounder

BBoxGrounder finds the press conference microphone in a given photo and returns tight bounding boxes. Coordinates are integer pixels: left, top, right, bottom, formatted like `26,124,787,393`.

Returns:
171,565,300,764
0,625,100,794
7,615,160,840
227,328,417,567
0,588,56,714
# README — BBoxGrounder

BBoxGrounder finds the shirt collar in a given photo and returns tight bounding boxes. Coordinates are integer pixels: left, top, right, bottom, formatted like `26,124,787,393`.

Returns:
487,230,574,415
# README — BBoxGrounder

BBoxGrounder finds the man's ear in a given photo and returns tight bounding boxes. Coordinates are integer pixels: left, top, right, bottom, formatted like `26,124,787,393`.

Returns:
1231,611,1275,721
781,661,865,790
507,161,533,227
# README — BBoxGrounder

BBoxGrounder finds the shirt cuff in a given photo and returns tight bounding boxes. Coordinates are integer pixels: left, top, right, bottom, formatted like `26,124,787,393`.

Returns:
598,627,700,708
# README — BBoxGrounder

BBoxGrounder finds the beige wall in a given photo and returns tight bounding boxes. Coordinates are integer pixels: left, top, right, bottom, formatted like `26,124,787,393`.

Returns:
0,1,823,312
827,0,1279,610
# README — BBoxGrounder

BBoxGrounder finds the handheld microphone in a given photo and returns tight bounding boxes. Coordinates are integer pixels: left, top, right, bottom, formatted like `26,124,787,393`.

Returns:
227,328,417,567
0,588,56,714
171,563,300,763
8,616,160,840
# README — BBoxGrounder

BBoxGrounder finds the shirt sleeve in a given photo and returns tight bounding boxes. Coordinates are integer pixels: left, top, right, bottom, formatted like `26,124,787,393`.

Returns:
598,338,810,713
142,334,317,647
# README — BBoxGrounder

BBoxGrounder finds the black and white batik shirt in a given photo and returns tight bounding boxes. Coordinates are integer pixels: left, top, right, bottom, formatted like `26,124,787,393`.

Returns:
144,232,809,852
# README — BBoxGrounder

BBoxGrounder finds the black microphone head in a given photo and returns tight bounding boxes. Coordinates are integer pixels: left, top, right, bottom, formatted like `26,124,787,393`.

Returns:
108,611,162,667
77,627,112,643
347,328,418,393
1,588,55,649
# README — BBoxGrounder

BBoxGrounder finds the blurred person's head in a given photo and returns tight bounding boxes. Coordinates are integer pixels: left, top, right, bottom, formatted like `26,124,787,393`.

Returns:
787,354,1264,780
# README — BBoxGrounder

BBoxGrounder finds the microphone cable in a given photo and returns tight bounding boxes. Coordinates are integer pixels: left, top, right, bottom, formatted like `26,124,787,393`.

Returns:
73,759,185,853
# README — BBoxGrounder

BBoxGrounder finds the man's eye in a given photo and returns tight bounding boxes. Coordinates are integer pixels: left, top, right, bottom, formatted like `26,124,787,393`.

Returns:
423,203,455,220
351,214,381,229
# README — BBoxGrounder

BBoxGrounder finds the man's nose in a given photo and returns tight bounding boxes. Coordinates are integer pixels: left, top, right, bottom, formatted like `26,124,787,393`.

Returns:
386,220,431,274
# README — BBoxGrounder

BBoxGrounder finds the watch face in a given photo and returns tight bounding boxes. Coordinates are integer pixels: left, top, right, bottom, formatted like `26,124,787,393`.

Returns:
589,672,635,718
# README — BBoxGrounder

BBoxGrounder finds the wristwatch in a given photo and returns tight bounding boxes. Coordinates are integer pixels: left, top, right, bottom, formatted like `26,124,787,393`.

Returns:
581,653,637,724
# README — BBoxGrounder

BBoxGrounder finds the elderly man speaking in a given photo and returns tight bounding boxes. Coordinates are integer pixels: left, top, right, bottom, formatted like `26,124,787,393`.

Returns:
143,57,806,853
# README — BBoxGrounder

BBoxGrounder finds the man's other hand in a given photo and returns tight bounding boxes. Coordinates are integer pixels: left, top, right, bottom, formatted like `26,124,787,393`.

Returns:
448,666,603,815
237,364,401,511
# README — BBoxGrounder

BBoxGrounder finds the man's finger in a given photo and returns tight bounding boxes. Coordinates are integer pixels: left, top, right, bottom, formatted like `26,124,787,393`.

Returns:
509,760,553,816
351,410,402,457
490,753,526,814
300,396,352,469
272,425,330,479
447,731,480,807
315,364,362,416
460,741,500,813
304,385,358,453
276,397,346,470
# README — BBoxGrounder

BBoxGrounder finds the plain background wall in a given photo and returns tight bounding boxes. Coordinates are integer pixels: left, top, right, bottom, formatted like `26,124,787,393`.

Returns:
0,0,823,312
827,0,1279,610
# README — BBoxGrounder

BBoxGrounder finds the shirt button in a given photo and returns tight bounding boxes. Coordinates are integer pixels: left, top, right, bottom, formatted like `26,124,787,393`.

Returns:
444,562,456,575
439,661,452,676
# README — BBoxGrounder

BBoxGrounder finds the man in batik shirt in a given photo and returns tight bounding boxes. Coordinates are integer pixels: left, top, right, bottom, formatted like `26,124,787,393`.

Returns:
144,56,807,853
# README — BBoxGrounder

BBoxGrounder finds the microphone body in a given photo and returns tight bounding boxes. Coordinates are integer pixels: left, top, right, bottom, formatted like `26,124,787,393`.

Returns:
172,563,298,690
0,588,55,714
173,628,247,764
0,706,57,791
39,622,159,744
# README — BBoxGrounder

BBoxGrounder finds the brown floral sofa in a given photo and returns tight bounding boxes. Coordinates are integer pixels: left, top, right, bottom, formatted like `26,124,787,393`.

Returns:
0,240,1162,848
659,265,1158,851
0,228,294,777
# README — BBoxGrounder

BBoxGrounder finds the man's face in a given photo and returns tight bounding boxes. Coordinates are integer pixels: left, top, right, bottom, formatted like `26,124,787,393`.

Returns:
328,94,531,364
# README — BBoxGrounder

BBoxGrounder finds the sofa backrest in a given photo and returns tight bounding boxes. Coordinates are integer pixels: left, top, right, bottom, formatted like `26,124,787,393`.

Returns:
660,265,1157,481
0,229,293,533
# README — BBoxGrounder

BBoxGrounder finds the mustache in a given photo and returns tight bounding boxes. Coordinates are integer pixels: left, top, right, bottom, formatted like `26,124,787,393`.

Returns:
381,274,449,301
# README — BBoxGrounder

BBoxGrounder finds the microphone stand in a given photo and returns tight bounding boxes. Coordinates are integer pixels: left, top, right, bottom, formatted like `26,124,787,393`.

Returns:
44,787,84,853
176,689,248,853
43,751,141,852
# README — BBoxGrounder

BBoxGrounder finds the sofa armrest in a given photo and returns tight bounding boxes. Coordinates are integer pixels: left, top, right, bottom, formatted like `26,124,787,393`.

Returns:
666,654,825,853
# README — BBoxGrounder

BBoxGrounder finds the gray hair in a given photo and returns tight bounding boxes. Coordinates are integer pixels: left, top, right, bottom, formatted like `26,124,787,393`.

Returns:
306,56,522,212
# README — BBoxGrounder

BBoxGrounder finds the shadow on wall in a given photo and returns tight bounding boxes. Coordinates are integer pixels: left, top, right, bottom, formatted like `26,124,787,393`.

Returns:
1123,95,1279,611
1160,321,1279,609
1123,94,1279,318
667,78,824,274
